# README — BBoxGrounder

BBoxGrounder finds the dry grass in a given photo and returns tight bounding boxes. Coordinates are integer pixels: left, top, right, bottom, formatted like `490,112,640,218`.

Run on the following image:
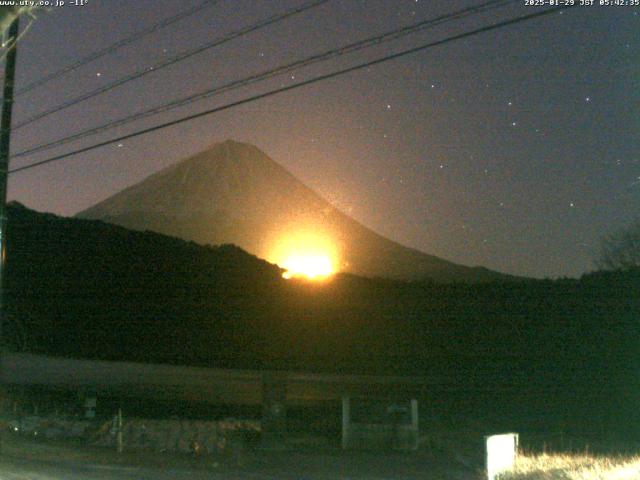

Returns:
499,452,640,479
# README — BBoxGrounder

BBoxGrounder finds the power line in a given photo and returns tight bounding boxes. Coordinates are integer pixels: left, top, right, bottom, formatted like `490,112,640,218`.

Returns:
9,6,571,175
13,0,518,161
12,0,331,131
16,0,221,97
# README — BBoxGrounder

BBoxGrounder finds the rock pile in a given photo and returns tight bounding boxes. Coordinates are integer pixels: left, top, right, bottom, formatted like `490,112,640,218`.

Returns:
93,417,261,453
8,415,91,439
6,415,261,454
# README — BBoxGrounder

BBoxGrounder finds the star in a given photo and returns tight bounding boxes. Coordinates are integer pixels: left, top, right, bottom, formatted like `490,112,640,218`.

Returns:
511,121,517,127
386,104,391,110
585,96,591,102
569,202,575,208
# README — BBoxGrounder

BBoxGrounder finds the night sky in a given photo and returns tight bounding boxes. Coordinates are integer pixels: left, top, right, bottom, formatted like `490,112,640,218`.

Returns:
5,0,639,278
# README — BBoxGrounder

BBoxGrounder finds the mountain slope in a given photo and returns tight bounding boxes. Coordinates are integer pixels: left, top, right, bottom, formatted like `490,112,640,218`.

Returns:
78,140,512,282
6,203,640,436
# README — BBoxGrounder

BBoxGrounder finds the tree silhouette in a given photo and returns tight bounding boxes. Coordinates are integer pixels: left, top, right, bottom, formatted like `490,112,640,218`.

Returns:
597,220,640,271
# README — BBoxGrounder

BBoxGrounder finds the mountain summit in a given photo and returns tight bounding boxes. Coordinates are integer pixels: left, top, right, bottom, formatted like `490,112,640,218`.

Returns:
78,140,509,282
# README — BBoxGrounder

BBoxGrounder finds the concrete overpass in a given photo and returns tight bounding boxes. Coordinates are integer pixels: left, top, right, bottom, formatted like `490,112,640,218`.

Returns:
0,353,428,448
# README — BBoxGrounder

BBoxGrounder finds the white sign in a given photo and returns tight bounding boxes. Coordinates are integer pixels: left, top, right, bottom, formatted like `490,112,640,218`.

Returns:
486,433,518,480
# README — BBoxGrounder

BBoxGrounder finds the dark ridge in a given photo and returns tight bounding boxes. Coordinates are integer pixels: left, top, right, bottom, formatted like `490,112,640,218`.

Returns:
4,203,640,435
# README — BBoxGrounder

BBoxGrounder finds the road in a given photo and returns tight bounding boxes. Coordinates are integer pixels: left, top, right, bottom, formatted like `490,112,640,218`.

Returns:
1,456,277,480
0,433,478,479
0,452,476,480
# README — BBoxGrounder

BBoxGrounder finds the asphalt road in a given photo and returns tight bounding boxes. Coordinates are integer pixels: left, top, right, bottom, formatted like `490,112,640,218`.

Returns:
0,453,475,480
0,456,277,480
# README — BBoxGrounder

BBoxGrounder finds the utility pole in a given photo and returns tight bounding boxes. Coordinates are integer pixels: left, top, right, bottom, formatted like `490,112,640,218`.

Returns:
0,16,19,350
0,17,19,453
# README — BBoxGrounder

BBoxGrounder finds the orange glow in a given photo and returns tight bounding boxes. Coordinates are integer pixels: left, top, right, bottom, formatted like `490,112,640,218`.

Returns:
281,254,334,280
267,228,340,281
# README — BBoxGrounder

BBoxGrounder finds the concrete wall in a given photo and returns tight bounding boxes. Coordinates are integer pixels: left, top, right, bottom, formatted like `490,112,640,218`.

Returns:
346,423,419,450
341,397,419,450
